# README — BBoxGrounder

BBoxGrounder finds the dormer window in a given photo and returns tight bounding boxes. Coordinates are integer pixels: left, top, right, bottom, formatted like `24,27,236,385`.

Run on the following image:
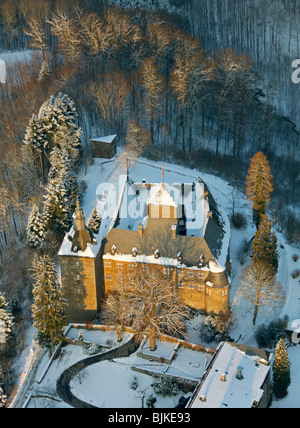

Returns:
199,255,205,266
111,245,116,255
154,249,160,259
132,247,138,257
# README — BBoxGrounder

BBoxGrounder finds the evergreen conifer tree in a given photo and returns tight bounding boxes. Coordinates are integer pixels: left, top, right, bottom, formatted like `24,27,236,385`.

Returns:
32,255,66,357
0,293,13,344
273,338,291,399
26,204,45,248
43,174,71,237
38,93,81,159
0,385,7,408
87,208,102,234
49,147,77,207
38,60,51,83
24,114,47,179
246,151,273,227
24,93,82,179
252,214,279,273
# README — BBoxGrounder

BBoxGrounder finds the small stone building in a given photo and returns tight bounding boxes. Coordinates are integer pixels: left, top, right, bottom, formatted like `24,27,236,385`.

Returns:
90,135,117,159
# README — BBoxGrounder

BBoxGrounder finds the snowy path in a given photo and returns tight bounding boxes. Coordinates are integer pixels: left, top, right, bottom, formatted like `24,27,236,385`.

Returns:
56,335,141,408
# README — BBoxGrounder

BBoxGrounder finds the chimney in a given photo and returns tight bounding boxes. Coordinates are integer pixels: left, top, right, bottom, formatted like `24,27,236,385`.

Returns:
132,247,138,257
138,224,143,238
171,224,177,240
236,367,244,380
220,373,226,382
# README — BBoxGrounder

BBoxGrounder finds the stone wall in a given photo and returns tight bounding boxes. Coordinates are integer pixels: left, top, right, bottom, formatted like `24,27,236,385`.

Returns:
60,251,104,323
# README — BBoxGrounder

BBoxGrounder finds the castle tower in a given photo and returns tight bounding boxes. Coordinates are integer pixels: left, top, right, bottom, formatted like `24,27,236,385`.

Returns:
58,200,103,324
72,197,94,252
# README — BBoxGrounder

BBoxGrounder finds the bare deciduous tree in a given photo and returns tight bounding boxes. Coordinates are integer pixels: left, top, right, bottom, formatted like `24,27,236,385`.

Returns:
49,12,83,63
118,120,151,176
238,261,284,325
24,17,48,61
127,266,189,350
140,57,165,146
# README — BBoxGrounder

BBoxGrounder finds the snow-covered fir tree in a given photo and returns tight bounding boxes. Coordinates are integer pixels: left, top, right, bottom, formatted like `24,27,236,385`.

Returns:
32,255,66,357
38,92,82,159
49,146,77,207
26,204,45,248
0,293,13,343
23,114,47,177
273,338,291,399
43,173,71,237
24,93,82,179
87,207,102,234
0,385,7,408
43,146,78,237
38,60,51,83
24,113,45,154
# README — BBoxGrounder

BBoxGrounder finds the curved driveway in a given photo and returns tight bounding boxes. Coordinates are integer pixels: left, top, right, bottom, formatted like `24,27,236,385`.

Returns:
57,335,142,408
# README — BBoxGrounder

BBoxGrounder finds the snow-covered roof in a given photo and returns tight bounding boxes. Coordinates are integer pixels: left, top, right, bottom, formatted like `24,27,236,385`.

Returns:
91,135,117,144
188,342,271,409
147,182,178,207
58,226,101,259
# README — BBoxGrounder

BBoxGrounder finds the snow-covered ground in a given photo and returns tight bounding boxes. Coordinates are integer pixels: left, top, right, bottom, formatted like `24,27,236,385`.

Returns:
11,153,300,408
0,50,34,65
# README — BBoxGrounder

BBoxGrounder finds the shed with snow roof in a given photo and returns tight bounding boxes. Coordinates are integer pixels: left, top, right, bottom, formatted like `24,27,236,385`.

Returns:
90,134,117,159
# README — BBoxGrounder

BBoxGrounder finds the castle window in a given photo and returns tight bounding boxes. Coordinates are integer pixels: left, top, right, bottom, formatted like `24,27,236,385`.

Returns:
188,271,194,278
198,284,205,292
188,283,194,290
105,261,112,268
117,262,123,270
178,282,184,289
76,262,80,267
178,269,184,277
128,263,136,270
76,275,81,281
198,272,205,279
105,274,112,281
77,289,81,294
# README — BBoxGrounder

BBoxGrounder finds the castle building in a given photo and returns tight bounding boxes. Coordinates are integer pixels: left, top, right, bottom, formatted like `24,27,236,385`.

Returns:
59,178,231,323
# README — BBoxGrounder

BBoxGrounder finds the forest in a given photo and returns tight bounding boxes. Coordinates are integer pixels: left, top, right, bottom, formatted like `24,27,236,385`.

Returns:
0,0,299,403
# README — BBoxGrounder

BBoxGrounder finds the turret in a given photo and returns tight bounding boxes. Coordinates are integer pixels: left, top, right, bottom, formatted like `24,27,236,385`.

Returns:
71,198,94,252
